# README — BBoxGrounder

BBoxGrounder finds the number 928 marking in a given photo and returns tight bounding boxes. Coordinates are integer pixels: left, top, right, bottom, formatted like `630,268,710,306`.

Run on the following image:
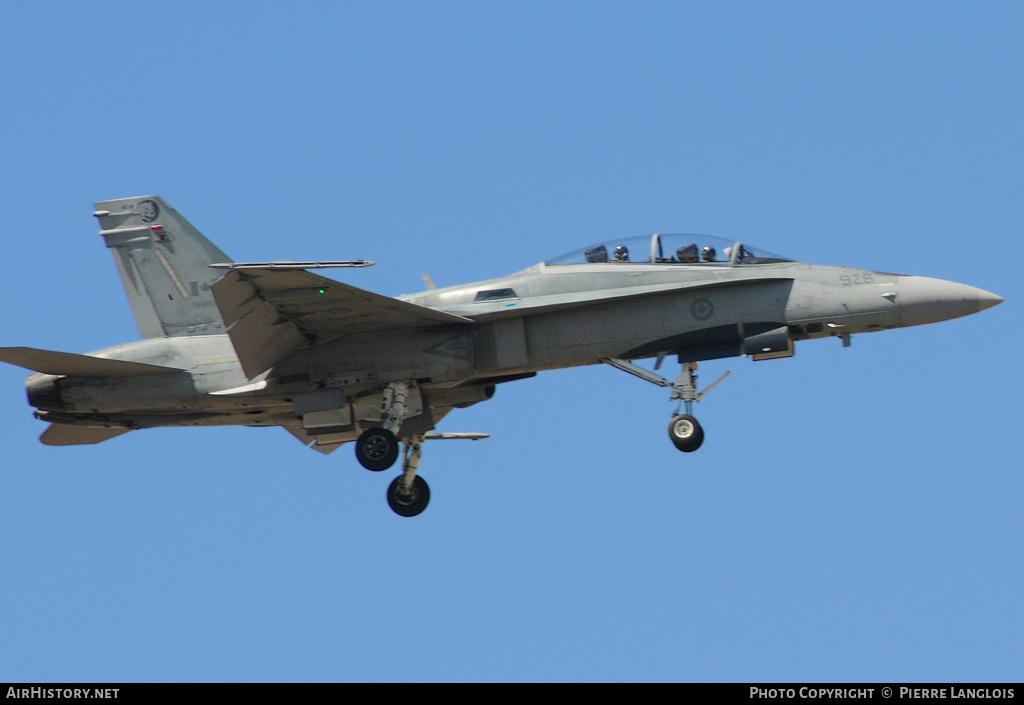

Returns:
839,273,874,286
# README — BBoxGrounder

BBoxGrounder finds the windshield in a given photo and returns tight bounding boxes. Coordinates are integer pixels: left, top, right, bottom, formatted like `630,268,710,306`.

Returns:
544,234,791,266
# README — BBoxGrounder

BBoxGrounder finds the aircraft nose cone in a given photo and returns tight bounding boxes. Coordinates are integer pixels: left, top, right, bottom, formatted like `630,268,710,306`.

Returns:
897,276,1003,327
977,289,1003,312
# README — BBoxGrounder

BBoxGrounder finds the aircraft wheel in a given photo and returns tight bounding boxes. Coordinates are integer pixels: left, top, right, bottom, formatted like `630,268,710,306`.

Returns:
668,414,704,453
387,475,430,517
355,428,400,471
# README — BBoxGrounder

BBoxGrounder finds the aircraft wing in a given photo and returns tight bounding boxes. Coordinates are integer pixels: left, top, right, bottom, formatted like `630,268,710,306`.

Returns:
211,268,474,379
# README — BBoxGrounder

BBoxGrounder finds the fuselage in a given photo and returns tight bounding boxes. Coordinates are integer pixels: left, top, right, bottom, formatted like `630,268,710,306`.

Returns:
26,255,1000,437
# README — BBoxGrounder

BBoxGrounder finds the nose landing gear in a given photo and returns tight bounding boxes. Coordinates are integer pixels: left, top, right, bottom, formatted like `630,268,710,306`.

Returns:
602,357,729,454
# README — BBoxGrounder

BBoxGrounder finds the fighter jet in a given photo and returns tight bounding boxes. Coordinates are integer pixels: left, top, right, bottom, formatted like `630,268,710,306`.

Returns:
0,196,1002,516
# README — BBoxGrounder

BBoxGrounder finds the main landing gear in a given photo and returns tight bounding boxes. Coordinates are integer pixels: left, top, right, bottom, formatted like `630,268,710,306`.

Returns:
602,357,730,454
355,427,430,517
387,435,429,517
354,381,487,517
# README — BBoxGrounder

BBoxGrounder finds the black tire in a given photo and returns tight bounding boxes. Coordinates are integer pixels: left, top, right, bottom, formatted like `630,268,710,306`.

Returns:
668,414,704,453
387,475,430,517
355,428,400,471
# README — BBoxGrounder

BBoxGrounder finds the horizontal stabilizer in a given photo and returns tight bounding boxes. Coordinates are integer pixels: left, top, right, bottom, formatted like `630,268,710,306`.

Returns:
211,268,474,378
0,346,181,377
40,424,131,446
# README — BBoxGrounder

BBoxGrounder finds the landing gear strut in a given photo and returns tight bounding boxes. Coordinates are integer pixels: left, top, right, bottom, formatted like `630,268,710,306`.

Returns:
353,382,488,515
602,357,729,454
667,362,705,453
388,435,430,517
354,381,410,472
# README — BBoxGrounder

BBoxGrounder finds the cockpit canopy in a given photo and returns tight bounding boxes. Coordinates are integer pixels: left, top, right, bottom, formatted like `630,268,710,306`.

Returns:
544,234,791,267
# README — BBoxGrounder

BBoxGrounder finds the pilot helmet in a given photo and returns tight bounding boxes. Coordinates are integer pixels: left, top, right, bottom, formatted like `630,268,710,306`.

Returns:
614,245,629,259
702,245,716,261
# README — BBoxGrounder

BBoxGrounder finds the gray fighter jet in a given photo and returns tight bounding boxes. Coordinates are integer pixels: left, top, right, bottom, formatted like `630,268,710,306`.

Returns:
0,197,1002,516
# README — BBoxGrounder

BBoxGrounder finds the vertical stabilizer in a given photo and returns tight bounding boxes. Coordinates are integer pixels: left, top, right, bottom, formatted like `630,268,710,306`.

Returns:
94,196,233,338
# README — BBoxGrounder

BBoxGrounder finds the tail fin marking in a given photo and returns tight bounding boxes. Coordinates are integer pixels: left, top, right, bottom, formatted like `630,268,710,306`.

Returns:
95,196,233,338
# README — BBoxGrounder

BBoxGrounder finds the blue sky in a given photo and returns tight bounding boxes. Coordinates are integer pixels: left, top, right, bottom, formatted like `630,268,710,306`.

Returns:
0,2,1020,682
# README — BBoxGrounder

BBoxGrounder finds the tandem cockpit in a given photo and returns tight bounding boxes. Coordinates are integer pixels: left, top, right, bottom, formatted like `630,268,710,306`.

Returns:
544,234,792,267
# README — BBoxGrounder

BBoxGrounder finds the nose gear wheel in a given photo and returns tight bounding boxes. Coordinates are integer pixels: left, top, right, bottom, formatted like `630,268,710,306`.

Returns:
668,414,704,452
603,357,727,454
